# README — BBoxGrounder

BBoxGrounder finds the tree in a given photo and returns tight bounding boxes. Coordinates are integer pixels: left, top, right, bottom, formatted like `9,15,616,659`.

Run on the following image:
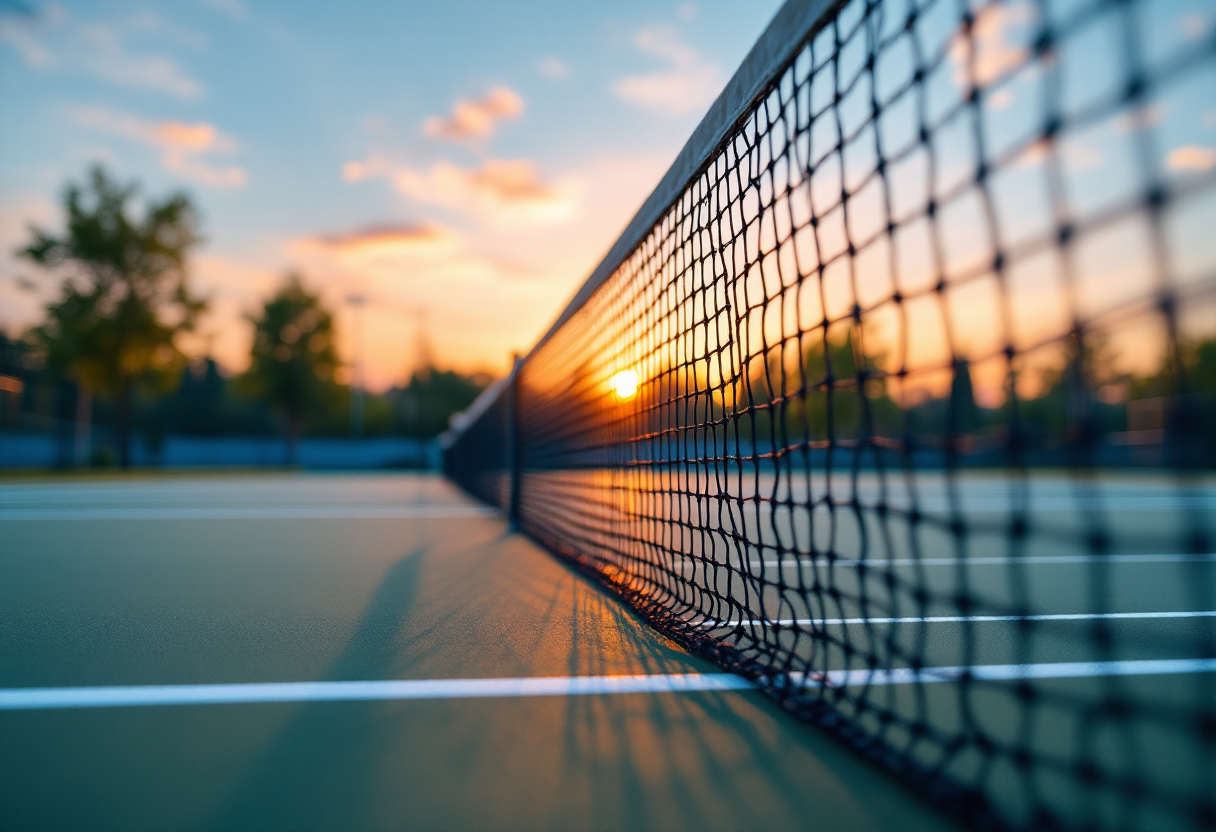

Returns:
241,274,340,464
394,366,489,438
18,165,205,468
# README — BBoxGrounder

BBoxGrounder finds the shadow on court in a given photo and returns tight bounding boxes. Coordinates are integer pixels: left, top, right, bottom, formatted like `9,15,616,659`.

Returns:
207,547,431,830
203,528,949,832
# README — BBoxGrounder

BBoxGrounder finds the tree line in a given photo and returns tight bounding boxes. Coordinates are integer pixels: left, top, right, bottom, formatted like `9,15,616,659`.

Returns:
1,165,489,468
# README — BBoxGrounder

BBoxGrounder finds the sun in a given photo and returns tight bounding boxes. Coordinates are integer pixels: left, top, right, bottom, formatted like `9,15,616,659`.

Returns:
609,369,639,400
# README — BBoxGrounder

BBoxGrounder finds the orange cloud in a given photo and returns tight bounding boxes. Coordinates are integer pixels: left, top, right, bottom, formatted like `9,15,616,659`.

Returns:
344,155,579,224
291,223,458,260
394,159,578,223
613,26,720,116
152,121,223,151
1167,145,1216,172
72,107,246,188
422,87,523,140
342,156,392,183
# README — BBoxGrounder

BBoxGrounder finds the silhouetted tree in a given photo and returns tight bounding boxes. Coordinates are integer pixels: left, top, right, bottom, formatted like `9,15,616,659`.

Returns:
240,274,339,464
394,367,489,438
18,165,205,467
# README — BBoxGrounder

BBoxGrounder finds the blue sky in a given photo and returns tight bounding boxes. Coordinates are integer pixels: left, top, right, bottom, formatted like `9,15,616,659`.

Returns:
0,0,784,387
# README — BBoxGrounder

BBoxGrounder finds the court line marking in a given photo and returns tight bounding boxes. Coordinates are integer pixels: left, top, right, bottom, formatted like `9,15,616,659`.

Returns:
727,498,1216,514
2,659,1213,710
698,610,1216,628
792,658,1216,688
0,506,497,521
754,554,1216,568
0,674,754,709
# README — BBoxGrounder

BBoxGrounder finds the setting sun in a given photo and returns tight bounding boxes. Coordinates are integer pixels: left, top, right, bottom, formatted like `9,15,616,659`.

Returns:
609,369,639,400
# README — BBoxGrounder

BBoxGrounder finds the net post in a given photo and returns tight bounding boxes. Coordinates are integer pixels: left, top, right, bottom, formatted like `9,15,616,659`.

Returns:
506,353,522,530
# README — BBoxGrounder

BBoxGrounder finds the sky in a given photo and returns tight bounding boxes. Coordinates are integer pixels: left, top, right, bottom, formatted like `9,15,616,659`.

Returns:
2,0,1213,402
0,0,785,389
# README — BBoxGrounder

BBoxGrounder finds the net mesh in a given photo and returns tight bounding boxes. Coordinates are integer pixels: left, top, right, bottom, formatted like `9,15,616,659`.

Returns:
443,0,1216,828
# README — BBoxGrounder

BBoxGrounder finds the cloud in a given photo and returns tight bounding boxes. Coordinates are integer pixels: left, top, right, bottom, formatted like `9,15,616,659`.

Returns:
1167,145,1216,172
291,223,458,261
152,120,232,151
289,224,505,283
344,156,578,224
72,107,247,189
342,156,391,183
394,160,578,223
950,2,1032,87
613,26,721,117
537,57,568,80
72,107,232,150
422,87,524,141
162,155,248,189
79,24,202,97
0,7,202,98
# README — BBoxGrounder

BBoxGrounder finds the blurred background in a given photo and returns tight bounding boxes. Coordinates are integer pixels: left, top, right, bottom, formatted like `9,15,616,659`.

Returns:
0,0,783,469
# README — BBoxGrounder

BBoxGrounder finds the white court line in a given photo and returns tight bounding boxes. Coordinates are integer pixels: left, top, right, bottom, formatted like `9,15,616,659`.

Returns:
792,658,1216,688
698,610,1216,628
2,659,1214,710
0,674,754,710
0,506,497,521
755,554,1216,568
742,497,1216,514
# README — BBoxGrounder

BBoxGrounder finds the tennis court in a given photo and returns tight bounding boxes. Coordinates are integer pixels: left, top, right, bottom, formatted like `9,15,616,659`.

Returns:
0,474,1211,831
0,474,956,832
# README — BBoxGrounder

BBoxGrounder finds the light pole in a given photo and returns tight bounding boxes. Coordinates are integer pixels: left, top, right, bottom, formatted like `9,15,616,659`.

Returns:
345,293,367,438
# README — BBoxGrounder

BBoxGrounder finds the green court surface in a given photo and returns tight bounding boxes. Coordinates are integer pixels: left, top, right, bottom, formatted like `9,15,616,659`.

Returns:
0,474,955,832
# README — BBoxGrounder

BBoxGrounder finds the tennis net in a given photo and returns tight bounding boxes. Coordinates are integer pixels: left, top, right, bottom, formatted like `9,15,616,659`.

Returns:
442,0,1216,828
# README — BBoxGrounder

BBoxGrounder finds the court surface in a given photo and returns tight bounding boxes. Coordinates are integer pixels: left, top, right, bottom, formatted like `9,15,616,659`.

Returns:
0,473,956,832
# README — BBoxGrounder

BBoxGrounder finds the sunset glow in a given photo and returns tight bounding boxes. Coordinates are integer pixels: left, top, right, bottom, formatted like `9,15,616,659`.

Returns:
609,370,639,400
